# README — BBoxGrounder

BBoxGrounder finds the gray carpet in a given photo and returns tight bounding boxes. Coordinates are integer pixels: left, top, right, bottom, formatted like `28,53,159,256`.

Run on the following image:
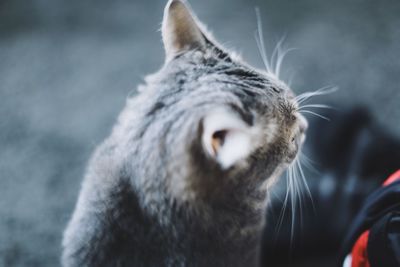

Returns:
1,0,399,266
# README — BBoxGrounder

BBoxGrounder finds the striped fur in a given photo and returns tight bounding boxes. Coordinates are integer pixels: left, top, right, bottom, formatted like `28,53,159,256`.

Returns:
62,1,307,266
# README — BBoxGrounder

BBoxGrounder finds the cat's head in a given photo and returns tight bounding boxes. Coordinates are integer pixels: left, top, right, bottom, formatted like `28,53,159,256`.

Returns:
122,0,307,207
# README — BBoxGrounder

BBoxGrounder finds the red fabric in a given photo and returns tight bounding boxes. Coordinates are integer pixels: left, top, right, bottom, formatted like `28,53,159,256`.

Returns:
383,169,400,186
351,231,371,267
349,169,400,267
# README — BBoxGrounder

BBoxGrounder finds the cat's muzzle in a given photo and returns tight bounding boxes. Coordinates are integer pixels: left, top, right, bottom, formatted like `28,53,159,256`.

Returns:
287,114,308,162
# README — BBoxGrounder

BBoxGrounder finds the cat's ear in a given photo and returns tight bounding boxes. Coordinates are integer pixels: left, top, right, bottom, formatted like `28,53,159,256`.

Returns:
162,0,206,61
202,108,257,169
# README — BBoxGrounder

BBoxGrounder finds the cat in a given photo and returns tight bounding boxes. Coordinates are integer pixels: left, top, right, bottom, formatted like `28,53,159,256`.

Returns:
62,1,308,266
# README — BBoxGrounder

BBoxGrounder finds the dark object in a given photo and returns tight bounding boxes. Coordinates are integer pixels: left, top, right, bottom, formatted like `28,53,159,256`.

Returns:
339,172,400,267
368,211,400,267
261,106,400,266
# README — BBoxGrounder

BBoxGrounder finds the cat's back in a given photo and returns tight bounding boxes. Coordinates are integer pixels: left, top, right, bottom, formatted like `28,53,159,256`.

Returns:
61,139,163,266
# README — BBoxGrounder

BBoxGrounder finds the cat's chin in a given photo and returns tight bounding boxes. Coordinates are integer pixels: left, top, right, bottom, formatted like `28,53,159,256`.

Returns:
286,144,304,164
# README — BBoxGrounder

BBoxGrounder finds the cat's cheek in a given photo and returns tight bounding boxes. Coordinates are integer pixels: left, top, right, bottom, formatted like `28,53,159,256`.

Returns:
286,141,299,163
286,130,306,163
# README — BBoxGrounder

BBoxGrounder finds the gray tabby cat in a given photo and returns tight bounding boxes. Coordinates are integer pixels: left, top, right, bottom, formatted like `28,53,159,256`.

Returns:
62,0,308,266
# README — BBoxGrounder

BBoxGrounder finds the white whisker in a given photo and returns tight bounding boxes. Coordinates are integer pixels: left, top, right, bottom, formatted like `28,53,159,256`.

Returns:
254,32,271,73
299,110,330,121
296,158,315,212
296,86,338,104
275,171,291,236
279,155,318,248
298,104,333,111
289,164,296,247
255,8,272,74
296,160,314,203
275,47,296,79
254,8,292,79
270,36,284,77
295,86,334,100
299,152,319,174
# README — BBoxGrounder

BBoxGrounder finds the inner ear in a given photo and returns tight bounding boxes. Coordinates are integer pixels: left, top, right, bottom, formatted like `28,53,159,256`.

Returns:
202,108,258,169
211,130,228,155
162,0,206,61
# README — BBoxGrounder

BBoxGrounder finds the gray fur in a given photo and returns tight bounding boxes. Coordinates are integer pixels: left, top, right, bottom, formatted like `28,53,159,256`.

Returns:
62,1,307,266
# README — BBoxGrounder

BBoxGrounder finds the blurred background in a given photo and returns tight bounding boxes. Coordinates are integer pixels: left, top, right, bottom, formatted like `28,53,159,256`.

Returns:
1,0,399,266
